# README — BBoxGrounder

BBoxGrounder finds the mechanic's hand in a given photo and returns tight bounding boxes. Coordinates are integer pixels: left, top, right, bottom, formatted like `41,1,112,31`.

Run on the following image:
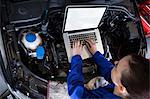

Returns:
72,41,83,56
85,39,97,55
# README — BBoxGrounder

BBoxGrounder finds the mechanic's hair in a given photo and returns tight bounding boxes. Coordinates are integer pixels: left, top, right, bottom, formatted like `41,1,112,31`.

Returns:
120,54,150,99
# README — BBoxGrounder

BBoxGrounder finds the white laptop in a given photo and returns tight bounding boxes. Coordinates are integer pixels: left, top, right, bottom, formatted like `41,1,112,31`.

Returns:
62,5,107,62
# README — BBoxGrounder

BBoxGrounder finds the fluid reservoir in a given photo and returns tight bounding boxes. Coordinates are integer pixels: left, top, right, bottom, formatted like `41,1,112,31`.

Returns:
22,32,42,50
36,46,45,59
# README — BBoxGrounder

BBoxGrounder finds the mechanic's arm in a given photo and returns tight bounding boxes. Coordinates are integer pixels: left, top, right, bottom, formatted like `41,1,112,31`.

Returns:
85,39,114,82
67,41,84,99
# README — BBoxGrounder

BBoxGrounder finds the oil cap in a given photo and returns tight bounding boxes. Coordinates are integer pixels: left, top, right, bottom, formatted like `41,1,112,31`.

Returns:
25,32,36,42
36,46,45,59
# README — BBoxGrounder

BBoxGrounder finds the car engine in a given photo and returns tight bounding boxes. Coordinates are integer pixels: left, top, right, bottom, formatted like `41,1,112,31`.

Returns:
1,0,147,98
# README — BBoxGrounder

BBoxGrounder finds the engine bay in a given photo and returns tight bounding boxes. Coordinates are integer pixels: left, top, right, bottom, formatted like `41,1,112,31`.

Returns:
1,0,147,98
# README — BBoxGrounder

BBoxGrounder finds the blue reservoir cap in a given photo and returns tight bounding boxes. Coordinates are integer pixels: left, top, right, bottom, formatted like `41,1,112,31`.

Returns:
36,46,45,59
25,32,36,42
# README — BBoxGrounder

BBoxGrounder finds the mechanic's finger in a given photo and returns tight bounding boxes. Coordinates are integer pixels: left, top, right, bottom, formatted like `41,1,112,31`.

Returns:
85,40,91,48
80,40,83,45
79,41,83,48
75,40,79,47
91,40,95,45
74,41,76,47
73,41,75,48
86,39,93,45
88,39,95,45
77,40,80,46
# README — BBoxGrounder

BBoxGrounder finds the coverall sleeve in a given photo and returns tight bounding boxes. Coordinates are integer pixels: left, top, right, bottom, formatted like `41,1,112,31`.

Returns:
93,51,114,82
67,53,121,99
67,55,84,98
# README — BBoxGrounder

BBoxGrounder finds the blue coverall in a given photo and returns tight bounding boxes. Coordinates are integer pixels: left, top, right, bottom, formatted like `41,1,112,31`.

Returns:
67,51,122,99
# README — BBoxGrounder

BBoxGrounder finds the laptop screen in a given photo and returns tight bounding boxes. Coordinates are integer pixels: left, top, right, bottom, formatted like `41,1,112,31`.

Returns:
64,6,106,32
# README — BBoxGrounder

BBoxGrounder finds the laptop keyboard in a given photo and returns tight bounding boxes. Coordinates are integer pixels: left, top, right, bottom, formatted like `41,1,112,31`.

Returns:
69,32,97,48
